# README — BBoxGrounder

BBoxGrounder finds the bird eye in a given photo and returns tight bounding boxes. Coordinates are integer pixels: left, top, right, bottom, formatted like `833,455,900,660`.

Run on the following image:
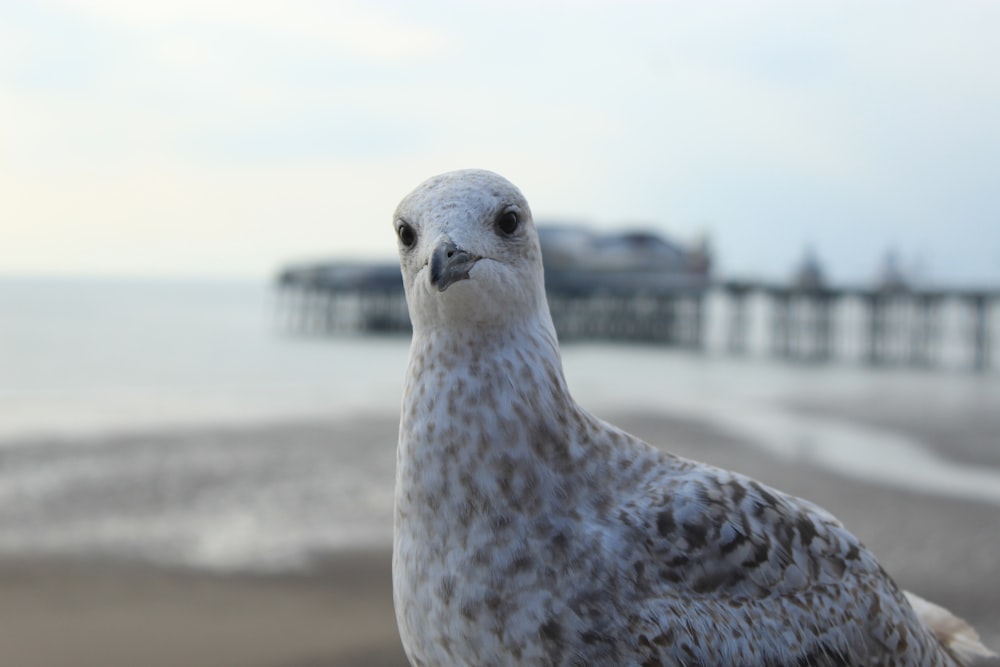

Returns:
497,210,519,235
397,221,416,248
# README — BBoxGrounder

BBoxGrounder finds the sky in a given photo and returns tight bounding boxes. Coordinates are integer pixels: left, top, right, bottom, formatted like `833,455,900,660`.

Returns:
2,0,999,285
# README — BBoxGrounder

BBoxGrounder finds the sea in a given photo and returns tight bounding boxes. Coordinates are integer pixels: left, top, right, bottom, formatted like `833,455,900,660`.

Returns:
1,276,998,572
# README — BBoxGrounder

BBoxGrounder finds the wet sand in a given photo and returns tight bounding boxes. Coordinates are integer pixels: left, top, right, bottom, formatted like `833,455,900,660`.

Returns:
788,392,1000,468
0,549,407,667
1,412,997,666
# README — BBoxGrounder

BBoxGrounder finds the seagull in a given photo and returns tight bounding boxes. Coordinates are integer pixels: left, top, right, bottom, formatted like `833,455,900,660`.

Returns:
391,169,995,666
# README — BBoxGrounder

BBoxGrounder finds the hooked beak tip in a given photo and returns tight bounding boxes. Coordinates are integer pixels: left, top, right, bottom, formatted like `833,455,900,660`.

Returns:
430,241,480,292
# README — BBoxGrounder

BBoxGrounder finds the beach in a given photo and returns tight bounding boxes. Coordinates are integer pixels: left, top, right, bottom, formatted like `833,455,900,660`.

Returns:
0,549,406,667
1,411,997,667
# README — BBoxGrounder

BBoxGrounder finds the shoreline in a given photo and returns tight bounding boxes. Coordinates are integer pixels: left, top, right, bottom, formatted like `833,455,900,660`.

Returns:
787,393,1000,469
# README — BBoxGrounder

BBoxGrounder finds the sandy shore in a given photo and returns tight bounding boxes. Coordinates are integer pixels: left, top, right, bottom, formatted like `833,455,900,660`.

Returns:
1,412,997,666
0,549,408,667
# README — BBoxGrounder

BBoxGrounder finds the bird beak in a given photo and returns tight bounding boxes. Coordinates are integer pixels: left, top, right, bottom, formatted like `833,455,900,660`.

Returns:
430,241,480,292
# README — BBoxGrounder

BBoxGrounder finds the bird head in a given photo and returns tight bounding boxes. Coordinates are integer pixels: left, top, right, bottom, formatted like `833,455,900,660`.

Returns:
393,169,550,334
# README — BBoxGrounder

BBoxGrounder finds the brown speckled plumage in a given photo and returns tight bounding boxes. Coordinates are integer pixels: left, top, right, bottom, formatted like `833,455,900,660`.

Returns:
391,169,996,667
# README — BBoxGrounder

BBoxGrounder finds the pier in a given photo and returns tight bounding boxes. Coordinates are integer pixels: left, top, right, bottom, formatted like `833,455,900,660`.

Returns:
275,263,998,372
713,282,997,371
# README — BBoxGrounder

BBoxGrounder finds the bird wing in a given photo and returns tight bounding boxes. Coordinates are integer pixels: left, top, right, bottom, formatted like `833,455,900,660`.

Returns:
614,458,946,665
631,463,869,598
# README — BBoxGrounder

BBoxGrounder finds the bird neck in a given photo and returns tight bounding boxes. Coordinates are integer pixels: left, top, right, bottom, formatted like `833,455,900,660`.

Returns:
399,315,581,472
396,316,595,546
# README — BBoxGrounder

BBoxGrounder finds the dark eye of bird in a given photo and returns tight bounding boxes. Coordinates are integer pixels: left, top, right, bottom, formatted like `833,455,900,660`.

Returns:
497,210,519,235
397,222,416,248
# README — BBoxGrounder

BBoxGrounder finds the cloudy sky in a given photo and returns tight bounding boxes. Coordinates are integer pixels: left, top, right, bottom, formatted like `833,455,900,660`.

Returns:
2,0,998,284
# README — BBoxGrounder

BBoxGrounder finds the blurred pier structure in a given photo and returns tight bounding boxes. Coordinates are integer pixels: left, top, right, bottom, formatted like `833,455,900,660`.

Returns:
715,282,996,371
276,226,997,372
277,263,412,335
